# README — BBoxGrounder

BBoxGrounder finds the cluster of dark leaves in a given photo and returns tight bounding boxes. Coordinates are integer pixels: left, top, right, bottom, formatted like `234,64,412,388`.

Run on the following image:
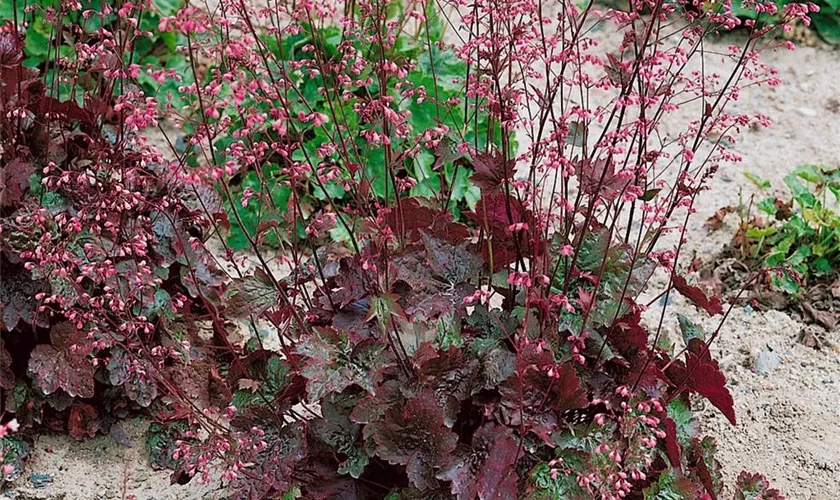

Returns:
0,30,227,459
0,19,786,500
198,176,773,499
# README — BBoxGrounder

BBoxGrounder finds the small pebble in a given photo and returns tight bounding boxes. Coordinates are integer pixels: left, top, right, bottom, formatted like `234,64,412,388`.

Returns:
28,474,53,489
797,107,818,117
754,351,781,376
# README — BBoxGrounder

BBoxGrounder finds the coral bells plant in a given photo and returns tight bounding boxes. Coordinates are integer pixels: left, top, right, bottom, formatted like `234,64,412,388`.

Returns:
0,0,226,452
0,0,812,498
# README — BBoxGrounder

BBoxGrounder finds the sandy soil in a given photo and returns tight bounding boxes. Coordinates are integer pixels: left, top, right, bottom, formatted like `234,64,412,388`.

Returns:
675,38,840,499
1,418,225,500
3,18,840,500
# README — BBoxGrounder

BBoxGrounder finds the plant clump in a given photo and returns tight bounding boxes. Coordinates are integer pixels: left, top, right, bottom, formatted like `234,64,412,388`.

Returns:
0,0,814,497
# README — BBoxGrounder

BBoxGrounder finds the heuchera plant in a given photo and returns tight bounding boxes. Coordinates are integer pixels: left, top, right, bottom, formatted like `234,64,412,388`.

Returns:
0,3,227,447
0,0,815,498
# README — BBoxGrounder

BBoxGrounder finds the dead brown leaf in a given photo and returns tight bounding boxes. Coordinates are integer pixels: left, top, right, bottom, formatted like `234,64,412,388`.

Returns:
802,301,838,331
705,205,736,231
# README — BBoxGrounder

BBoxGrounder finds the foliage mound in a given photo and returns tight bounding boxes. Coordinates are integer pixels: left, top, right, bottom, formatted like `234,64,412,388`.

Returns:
0,0,811,497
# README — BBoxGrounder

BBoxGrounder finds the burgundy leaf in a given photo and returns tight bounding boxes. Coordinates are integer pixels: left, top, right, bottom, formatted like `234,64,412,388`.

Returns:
683,341,736,425
663,417,681,468
438,423,519,500
499,347,587,443
386,197,436,235
610,310,649,358
734,471,785,500
1,158,33,207
692,436,723,499
575,286,596,312
28,322,94,399
68,402,98,441
297,329,389,402
368,391,458,491
574,156,629,202
469,151,514,192
672,274,724,316
466,191,535,272
35,95,94,126
386,197,471,244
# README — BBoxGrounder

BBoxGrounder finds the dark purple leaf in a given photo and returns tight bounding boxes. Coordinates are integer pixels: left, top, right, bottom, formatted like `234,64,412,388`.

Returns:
672,274,724,316
297,329,389,402
368,391,458,491
433,135,465,170
28,322,94,399
110,422,133,448
1,158,33,207
0,259,49,330
418,348,480,426
469,151,513,191
438,423,519,500
0,33,23,68
225,273,280,318
227,424,307,500
574,156,629,202
124,367,159,408
499,348,587,443
68,403,98,441
0,342,14,390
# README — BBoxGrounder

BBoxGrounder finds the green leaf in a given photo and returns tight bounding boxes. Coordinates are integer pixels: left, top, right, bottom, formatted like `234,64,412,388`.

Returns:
784,173,816,207
756,197,778,216
640,188,662,201
643,468,704,499
812,257,833,275
566,121,586,147
794,164,825,184
744,172,771,189
155,0,185,15
146,420,191,470
745,227,776,239
677,315,705,345
770,270,801,295
1,435,29,482
667,397,700,448
729,0,759,18
822,0,840,11
527,452,589,499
